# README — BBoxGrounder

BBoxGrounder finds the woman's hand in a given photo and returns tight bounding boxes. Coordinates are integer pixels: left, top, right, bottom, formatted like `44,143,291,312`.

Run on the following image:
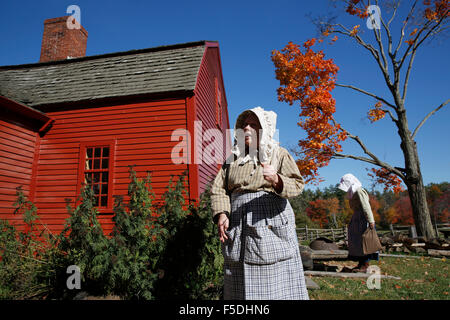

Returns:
369,222,375,229
261,163,278,185
262,163,282,193
218,213,229,243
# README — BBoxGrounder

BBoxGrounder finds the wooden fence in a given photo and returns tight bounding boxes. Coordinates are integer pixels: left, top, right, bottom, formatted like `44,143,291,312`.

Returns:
296,226,347,242
297,222,450,243
377,222,450,238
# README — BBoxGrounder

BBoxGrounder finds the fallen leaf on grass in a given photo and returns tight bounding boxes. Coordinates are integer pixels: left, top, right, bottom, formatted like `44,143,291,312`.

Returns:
395,284,402,289
444,292,448,295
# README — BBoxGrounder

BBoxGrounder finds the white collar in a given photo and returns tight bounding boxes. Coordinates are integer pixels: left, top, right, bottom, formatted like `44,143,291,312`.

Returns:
236,151,259,166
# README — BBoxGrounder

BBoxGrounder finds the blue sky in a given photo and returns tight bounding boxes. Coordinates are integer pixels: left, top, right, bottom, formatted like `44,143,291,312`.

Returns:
1,0,449,191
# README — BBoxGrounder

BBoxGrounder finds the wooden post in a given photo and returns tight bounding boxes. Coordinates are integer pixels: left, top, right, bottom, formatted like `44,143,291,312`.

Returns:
409,225,417,238
305,225,308,241
390,224,395,236
332,228,335,241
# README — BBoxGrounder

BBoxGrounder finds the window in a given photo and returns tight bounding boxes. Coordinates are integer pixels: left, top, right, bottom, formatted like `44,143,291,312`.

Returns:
78,141,115,212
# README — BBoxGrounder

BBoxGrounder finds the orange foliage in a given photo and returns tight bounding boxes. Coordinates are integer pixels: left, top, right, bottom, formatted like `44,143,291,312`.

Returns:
340,199,354,225
428,184,450,222
271,40,346,183
392,196,415,225
368,101,386,123
368,195,382,224
306,198,340,228
368,168,405,193
424,0,449,22
384,206,398,225
349,25,360,37
330,35,338,45
346,1,369,19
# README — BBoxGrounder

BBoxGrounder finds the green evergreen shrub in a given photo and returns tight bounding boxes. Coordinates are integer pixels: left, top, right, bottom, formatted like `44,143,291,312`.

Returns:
153,177,223,300
50,185,111,298
107,166,166,299
0,187,52,299
1,171,225,300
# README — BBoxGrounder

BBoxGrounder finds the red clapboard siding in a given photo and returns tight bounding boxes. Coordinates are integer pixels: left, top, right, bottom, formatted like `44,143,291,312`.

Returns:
33,99,190,235
0,119,37,231
194,45,230,196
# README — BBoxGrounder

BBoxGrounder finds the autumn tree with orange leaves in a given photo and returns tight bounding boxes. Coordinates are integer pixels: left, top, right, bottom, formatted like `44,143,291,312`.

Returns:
272,0,449,239
306,198,340,228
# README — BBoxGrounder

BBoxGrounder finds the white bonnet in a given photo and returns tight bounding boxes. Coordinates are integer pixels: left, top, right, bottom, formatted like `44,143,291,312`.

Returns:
231,106,279,167
338,173,362,198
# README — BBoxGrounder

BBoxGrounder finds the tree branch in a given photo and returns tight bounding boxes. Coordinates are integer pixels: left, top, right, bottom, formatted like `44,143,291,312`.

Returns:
382,108,398,123
373,0,389,71
333,153,378,165
380,0,397,58
333,152,406,181
412,99,450,139
347,132,406,180
335,83,397,109
331,24,381,60
401,15,447,101
394,0,417,58
330,118,407,180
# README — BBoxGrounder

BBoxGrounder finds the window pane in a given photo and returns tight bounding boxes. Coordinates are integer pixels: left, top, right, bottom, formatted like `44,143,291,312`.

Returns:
102,147,109,158
101,184,108,195
93,196,99,207
93,184,100,195
94,159,100,169
101,196,107,207
85,159,92,170
101,159,109,169
94,148,101,158
85,173,92,185
93,172,100,183
102,172,109,183
86,148,93,159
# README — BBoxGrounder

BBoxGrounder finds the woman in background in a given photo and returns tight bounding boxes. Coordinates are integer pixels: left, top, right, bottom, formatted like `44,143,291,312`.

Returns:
338,173,378,273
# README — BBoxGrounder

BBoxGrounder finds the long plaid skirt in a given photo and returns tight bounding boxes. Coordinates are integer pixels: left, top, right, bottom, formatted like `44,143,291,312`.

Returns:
222,190,309,300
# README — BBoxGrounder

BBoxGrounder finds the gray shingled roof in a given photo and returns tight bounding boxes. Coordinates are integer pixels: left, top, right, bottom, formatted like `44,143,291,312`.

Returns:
0,41,208,107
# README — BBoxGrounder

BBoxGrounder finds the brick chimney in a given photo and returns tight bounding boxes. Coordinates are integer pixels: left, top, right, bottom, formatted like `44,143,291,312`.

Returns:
39,16,88,62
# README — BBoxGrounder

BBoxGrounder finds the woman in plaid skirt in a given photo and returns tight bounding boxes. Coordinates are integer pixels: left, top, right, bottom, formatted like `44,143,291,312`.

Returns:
211,107,309,300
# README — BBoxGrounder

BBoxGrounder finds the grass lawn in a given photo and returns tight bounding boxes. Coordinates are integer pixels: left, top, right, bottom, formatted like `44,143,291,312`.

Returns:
308,256,449,300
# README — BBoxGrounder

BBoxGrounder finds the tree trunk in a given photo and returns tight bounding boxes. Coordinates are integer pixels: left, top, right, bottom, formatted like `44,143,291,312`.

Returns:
397,110,436,240
405,175,436,240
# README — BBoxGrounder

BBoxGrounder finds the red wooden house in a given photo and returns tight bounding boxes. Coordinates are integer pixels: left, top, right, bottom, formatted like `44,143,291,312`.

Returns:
0,16,230,235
